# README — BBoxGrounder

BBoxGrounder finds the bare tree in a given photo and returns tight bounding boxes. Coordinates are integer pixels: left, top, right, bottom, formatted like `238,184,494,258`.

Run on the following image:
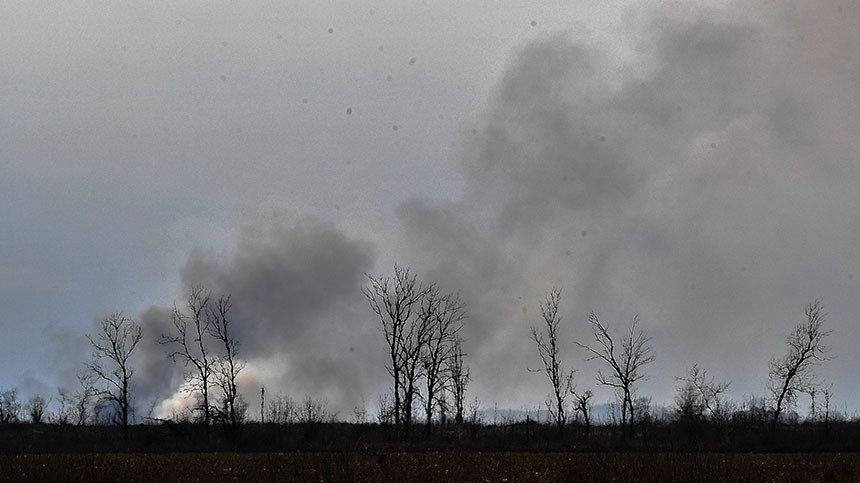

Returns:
576,312,655,439
299,396,331,425
73,371,98,426
768,300,830,432
420,289,466,436
363,265,427,434
571,389,593,439
822,383,834,437
208,295,246,431
376,390,396,426
87,312,143,439
159,286,215,427
398,290,434,436
0,388,20,424
448,336,470,425
529,288,574,438
677,364,731,426
267,393,298,425
52,389,73,425
674,377,705,442
26,395,48,424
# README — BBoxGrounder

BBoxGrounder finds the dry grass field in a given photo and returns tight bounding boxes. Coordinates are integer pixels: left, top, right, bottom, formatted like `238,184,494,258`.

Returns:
2,451,857,483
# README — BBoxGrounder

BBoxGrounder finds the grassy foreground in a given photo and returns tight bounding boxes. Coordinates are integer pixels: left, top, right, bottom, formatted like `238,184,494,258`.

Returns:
1,451,857,482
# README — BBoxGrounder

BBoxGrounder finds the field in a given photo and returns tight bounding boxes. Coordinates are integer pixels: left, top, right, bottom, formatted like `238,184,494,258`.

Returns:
2,452,857,482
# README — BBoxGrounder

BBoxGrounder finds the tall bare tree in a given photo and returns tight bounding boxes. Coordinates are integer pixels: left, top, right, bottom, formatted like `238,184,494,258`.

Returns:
448,336,470,425
86,312,143,439
159,286,215,427
420,289,466,436
398,290,434,436
576,312,654,439
529,288,574,438
363,265,427,434
208,295,245,430
768,300,830,432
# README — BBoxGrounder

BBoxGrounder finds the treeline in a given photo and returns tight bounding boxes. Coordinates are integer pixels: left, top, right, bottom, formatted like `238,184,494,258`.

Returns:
1,409,859,453
0,263,845,452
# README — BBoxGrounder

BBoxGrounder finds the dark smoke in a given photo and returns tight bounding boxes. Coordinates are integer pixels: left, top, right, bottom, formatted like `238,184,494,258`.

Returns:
133,218,377,418
390,1,860,409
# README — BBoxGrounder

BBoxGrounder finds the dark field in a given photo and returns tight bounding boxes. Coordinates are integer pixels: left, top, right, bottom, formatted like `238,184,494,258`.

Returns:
2,452,858,483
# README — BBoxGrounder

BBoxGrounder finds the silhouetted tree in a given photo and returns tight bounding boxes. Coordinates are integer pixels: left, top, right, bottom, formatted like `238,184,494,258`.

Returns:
768,300,830,432
26,395,47,424
529,288,573,438
160,286,216,427
208,295,246,431
448,336,470,425
821,383,834,437
73,371,98,426
87,312,142,439
420,288,466,436
51,388,73,425
267,393,298,425
299,396,330,424
376,390,396,426
399,291,434,436
363,265,428,434
576,312,655,439
674,377,704,442
572,389,593,439
677,363,731,426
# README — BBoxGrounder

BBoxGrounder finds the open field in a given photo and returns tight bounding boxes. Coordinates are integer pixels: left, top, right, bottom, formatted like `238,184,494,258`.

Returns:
2,452,857,483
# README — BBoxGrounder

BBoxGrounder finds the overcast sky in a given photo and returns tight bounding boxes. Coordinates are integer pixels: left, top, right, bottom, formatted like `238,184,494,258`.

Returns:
3,0,860,420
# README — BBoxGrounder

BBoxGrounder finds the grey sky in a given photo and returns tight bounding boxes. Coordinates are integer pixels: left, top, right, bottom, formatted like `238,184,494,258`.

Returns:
3,1,860,419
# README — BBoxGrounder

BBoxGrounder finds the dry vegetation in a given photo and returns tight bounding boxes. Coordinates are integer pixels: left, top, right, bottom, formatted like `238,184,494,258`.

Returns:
2,451,858,482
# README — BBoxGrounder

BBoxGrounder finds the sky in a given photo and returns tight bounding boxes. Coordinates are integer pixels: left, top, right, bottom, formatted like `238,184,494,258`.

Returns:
2,0,860,421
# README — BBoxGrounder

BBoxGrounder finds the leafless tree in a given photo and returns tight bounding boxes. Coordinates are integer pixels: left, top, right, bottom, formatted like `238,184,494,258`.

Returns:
73,371,98,426
822,383,834,437
208,295,246,431
51,389,73,425
267,393,298,425
0,388,20,424
53,382,91,426
398,290,435,436
674,378,705,441
159,286,215,427
376,390,396,426
299,396,331,425
576,312,655,439
420,288,466,436
529,288,574,438
676,364,731,425
571,389,593,439
352,404,369,424
448,336,470,425
768,300,831,432
26,395,48,424
363,265,428,434
86,312,143,439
